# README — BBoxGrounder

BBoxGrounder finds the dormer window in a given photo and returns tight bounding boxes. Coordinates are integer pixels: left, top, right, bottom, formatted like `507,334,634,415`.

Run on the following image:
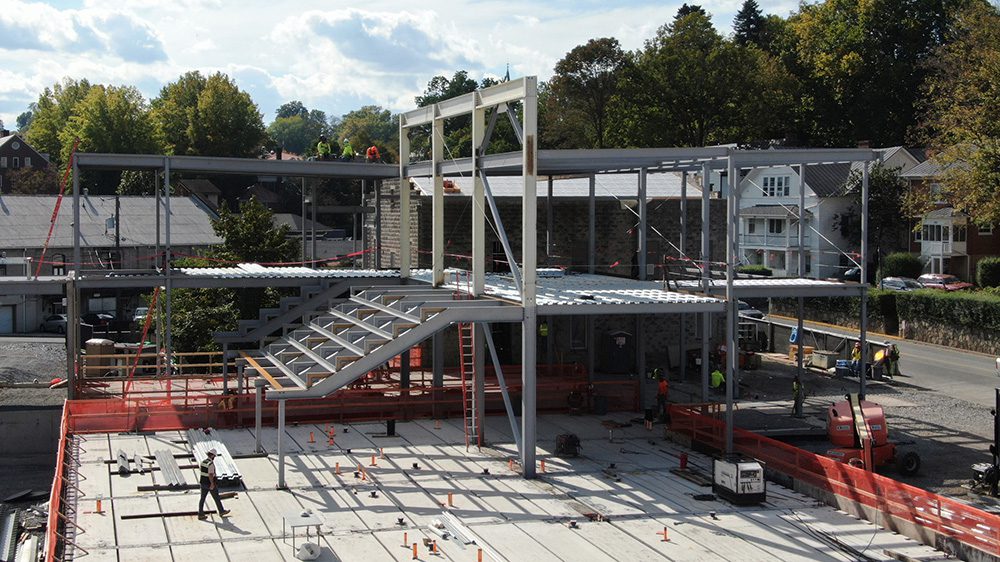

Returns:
762,176,790,197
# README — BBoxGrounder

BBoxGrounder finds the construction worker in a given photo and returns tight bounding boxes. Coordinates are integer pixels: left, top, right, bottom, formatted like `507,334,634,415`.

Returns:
316,135,332,161
197,449,230,520
710,369,725,391
851,341,862,376
341,138,355,161
655,369,669,422
365,144,381,163
792,375,804,417
884,342,900,380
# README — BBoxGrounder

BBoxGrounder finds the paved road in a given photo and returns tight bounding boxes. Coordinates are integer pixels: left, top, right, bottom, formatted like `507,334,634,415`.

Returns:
0,333,65,345
769,315,999,407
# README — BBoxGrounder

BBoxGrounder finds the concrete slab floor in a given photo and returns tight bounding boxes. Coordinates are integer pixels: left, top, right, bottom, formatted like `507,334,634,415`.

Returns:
59,414,947,562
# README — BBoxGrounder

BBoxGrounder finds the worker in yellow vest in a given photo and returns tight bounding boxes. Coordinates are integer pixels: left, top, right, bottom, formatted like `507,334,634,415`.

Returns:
197,449,230,520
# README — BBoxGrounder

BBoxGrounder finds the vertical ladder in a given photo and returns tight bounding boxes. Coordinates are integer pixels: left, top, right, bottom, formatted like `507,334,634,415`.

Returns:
453,270,480,449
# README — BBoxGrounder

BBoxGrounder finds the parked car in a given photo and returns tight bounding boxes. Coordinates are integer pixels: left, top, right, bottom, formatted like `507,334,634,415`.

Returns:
40,314,68,334
81,313,114,327
836,266,877,284
133,307,149,324
916,273,974,291
879,277,923,291
738,301,765,320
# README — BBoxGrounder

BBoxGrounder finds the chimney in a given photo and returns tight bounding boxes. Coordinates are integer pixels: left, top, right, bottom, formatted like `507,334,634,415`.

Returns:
857,140,871,149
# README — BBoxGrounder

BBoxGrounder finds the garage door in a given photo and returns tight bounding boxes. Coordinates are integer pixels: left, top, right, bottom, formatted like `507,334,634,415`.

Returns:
0,306,13,334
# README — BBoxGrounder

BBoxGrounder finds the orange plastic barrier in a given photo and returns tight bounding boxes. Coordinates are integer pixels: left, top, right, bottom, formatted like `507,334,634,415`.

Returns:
669,405,1000,557
46,401,69,562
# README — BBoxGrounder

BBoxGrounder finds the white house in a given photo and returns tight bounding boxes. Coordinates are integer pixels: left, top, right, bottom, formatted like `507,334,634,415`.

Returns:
729,147,922,279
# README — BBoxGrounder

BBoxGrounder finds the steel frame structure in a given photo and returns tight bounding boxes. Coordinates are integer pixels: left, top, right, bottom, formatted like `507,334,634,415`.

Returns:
39,77,880,483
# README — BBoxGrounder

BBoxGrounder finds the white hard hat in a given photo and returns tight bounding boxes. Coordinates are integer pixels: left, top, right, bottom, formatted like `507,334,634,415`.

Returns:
208,448,218,456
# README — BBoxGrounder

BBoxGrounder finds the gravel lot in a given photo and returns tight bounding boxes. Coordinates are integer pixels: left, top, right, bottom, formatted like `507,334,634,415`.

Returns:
0,342,66,384
672,352,994,500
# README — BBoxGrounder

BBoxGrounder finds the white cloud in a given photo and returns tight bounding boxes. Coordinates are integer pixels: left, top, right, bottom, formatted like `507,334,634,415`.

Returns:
0,1,755,129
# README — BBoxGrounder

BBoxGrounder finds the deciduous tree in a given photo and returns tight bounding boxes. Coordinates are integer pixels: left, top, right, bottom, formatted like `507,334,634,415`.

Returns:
547,38,627,148
24,78,94,167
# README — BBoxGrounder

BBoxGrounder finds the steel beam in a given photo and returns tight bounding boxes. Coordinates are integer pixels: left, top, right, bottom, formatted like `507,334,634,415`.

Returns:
482,323,521,453
73,152,397,179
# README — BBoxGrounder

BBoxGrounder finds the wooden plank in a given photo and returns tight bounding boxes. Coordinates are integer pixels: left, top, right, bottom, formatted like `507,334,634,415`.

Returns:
241,352,284,389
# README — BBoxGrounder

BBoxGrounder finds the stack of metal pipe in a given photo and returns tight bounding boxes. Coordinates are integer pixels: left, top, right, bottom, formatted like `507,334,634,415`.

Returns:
186,428,242,484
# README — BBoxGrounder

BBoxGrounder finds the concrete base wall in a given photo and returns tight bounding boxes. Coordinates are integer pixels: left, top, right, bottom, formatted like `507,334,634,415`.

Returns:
0,407,61,455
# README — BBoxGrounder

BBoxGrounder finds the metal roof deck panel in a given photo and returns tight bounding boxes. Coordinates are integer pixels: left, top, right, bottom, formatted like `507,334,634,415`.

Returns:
176,265,400,279
411,270,724,313
676,277,865,298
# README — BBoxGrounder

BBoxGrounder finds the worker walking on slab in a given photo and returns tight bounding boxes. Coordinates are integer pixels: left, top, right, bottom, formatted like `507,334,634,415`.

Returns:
792,375,804,418
198,449,230,520
710,369,725,392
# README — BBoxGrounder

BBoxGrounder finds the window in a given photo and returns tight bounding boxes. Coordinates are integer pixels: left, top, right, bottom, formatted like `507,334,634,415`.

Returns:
768,219,784,234
12,157,19,169
761,176,791,197
51,254,66,276
0,156,6,168
914,227,922,242
954,225,967,242
981,224,994,235
943,226,950,241
747,220,756,234
24,157,30,168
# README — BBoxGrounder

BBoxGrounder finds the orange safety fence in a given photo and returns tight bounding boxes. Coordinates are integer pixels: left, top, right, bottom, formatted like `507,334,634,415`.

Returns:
669,404,1000,557
46,401,69,562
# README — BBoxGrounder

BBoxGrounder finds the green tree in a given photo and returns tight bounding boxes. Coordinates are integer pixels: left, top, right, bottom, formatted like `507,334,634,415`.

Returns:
16,105,35,132
7,167,60,194
24,78,94,167
547,38,628,148
610,9,795,147
733,0,766,47
152,71,266,157
116,170,159,196
337,105,398,162
836,164,911,264
167,197,299,352
275,100,308,119
675,4,706,21
914,2,1000,223
786,0,961,146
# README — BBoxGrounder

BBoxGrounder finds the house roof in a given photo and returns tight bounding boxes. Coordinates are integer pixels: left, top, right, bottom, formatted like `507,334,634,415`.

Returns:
804,163,852,197
924,207,967,220
739,205,812,218
243,184,282,204
901,158,944,179
272,213,333,233
0,134,49,163
409,172,700,199
0,195,221,249
177,178,221,195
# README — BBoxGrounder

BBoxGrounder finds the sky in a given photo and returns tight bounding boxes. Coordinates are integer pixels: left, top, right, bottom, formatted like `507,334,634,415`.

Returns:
0,0,798,130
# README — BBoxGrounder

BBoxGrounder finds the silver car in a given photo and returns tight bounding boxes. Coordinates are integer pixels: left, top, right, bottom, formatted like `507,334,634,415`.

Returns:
879,277,922,291
40,314,68,334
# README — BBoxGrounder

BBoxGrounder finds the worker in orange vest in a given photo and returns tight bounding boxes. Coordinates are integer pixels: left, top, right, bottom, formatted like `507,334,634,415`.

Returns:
365,144,381,163
655,368,669,422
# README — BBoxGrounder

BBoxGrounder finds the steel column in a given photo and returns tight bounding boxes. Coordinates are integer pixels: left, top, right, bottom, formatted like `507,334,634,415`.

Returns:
797,165,806,379
399,122,411,277
474,323,486,444
375,179,382,269
521,77,538,479
588,174,596,274
860,162,870,399
222,343,229,394
311,184,317,269
638,167,648,281
301,178,307,264
277,399,286,489
701,162,711,400
73,157,80,272
432,331,444,418
725,155,737,455
255,379,264,454
432,109,445,286
680,172,688,382
546,176,554,259
472,96,486,295
164,158,173,372
66,279,77,398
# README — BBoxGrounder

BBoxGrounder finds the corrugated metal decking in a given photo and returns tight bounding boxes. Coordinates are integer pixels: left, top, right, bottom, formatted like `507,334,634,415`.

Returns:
186,429,242,484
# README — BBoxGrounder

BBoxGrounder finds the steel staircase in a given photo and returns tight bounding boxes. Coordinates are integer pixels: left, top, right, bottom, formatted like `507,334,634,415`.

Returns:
243,284,521,400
